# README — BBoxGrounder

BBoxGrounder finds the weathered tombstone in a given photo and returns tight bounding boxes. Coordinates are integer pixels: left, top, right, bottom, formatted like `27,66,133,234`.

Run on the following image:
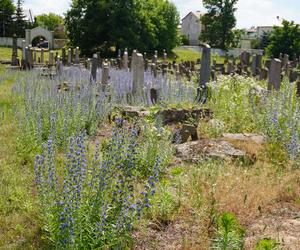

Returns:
49,50,54,66
265,59,272,70
91,54,98,82
240,51,250,67
152,50,158,65
101,62,109,85
251,55,257,76
283,54,289,69
41,48,44,64
28,46,34,69
289,70,298,83
131,51,144,95
61,48,66,65
67,49,72,65
150,88,158,104
11,34,18,66
74,47,80,64
197,44,211,103
56,55,62,76
97,52,101,68
259,68,269,81
268,59,281,91
226,62,234,75
24,46,29,70
70,47,74,63
123,48,129,70
22,40,26,61
151,63,157,78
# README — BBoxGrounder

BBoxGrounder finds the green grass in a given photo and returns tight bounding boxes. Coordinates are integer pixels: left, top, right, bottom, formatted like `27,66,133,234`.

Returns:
0,47,22,61
171,47,201,61
0,66,46,249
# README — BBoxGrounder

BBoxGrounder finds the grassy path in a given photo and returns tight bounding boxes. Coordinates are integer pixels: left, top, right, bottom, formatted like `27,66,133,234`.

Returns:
0,67,44,249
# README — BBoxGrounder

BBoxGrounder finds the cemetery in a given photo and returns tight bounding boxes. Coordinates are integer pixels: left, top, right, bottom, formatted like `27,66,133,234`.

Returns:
0,0,300,249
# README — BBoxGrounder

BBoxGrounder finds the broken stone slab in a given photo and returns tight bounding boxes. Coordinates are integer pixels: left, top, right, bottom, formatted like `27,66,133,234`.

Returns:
116,106,150,119
222,133,267,144
172,124,198,144
176,139,246,162
155,108,212,125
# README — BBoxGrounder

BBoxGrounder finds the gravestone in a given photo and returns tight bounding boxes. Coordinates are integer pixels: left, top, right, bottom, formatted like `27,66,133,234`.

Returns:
150,88,158,104
265,59,272,70
197,44,211,103
22,40,26,61
49,50,54,66
28,46,33,69
259,68,269,81
240,51,250,67
67,49,72,65
131,51,144,95
11,34,18,66
101,62,109,85
268,59,281,91
61,48,66,65
74,47,80,64
91,54,98,82
123,48,129,70
56,55,62,76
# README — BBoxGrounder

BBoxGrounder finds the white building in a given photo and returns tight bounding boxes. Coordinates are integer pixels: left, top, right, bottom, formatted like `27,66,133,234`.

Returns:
181,11,202,46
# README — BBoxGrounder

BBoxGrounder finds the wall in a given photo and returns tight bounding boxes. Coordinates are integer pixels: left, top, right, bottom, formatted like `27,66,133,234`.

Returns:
0,37,24,48
181,45,264,57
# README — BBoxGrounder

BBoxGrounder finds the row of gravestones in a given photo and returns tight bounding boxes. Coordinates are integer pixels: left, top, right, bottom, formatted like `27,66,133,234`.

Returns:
12,39,300,98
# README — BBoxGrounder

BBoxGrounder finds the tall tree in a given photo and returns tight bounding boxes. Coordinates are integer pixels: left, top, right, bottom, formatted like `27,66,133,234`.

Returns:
266,20,300,58
65,0,179,56
200,0,238,50
14,0,27,37
0,0,15,37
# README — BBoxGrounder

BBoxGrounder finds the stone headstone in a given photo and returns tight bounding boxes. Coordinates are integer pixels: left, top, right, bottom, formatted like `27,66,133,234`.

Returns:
74,47,80,64
197,44,211,103
28,46,34,68
49,50,54,66
11,34,18,66
259,68,269,81
22,40,26,60
268,59,281,91
61,48,66,65
123,48,129,70
131,51,144,95
240,51,250,67
101,62,109,85
91,54,98,82
67,49,72,65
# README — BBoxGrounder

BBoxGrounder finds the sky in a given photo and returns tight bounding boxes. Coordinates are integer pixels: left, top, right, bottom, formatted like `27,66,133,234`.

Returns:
21,0,300,29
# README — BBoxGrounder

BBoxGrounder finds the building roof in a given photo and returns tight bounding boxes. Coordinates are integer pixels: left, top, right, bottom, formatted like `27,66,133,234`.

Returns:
182,11,202,21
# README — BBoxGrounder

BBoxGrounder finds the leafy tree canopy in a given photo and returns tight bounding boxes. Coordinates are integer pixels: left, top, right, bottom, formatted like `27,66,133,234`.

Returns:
266,20,300,58
35,13,64,31
65,0,180,56
200,0,238,50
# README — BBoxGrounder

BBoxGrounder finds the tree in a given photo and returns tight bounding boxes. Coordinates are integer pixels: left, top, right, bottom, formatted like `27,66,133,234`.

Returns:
200,0,238,50
14,0,27,37
258,31,271,50
35,13,64,31
231,28,245,48
0,0,15,37
266,20,300,58
65,0,180,56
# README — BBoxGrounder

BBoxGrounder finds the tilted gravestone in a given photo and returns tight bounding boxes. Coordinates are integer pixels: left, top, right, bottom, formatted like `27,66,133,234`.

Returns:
268,59,282,91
